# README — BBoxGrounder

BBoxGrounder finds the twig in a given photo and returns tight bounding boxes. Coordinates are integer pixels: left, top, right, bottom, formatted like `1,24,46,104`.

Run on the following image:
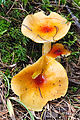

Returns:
6,0,28,14
0,15,11,22
71,62,80,68
26,55,33,64
0,111,8,116
58,0,60,6
50,3,79,10
38,87,43,98
72,0,80,9
0,62,16,68
69,78,80,85
0,53,16,68
56,99,64,106
6,0,16,15
31,111,41,120
12,8,28,14
0,93,6,107
77,56,80,65
66,5,80,31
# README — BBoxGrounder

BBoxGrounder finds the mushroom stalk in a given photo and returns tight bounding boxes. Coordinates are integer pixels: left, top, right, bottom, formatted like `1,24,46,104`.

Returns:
42,42,51,55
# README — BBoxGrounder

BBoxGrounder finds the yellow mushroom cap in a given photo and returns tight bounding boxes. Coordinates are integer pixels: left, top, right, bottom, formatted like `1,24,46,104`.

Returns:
21,11,71,43
11,55,68,111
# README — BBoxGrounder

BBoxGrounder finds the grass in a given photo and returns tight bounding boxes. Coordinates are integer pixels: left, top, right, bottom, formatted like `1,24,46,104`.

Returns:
0,0,80,119
0,71,10,97
9,97,35,120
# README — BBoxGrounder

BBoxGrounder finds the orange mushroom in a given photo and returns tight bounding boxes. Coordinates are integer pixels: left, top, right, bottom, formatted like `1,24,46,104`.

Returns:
47,43,71,58
21,11,71,43
21,11,71,55
11,55,68,111
11,11,70,111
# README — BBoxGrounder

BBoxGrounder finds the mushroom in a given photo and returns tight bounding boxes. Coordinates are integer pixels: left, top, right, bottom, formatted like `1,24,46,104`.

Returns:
47,43,71,58
21,11,71,55
11,55,68,111
11,11,70,111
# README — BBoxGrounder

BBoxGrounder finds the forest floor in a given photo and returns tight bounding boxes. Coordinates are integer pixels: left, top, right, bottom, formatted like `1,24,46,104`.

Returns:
0,0,80,120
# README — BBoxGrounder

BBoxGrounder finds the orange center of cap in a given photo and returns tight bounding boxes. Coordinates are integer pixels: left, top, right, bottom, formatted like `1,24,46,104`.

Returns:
34,74,46,86
54,49,62,55
40,25,53,33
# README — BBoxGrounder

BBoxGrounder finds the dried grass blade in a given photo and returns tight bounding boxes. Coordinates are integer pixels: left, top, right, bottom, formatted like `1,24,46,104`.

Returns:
7,98,16,120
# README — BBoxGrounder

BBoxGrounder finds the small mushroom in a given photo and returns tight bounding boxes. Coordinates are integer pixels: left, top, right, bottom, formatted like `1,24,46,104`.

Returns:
21,11,71,55
47,43,71,58
11,55,68,111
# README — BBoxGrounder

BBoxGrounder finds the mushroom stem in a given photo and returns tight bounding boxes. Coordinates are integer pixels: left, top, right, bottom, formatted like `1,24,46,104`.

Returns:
42,42,51,55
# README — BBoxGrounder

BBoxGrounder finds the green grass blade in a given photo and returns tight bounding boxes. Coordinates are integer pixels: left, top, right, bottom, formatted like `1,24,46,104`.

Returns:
0,30,7,35
0,71,10,97
9,97,35,120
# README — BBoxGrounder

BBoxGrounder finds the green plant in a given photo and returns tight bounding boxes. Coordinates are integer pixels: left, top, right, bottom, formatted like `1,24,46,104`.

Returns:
22,0,28,7
0,0,6,5
0,71,10,97
0,20,10,37
63,31,77,46
60,0,66,5
41,0,52,11
71,86,78,92
74,0,80,6
10,97,34,120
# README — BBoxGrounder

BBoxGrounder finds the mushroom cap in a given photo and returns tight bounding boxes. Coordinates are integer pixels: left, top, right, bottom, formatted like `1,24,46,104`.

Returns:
47,43,71,58
11,55,68,111
21,11,71,43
